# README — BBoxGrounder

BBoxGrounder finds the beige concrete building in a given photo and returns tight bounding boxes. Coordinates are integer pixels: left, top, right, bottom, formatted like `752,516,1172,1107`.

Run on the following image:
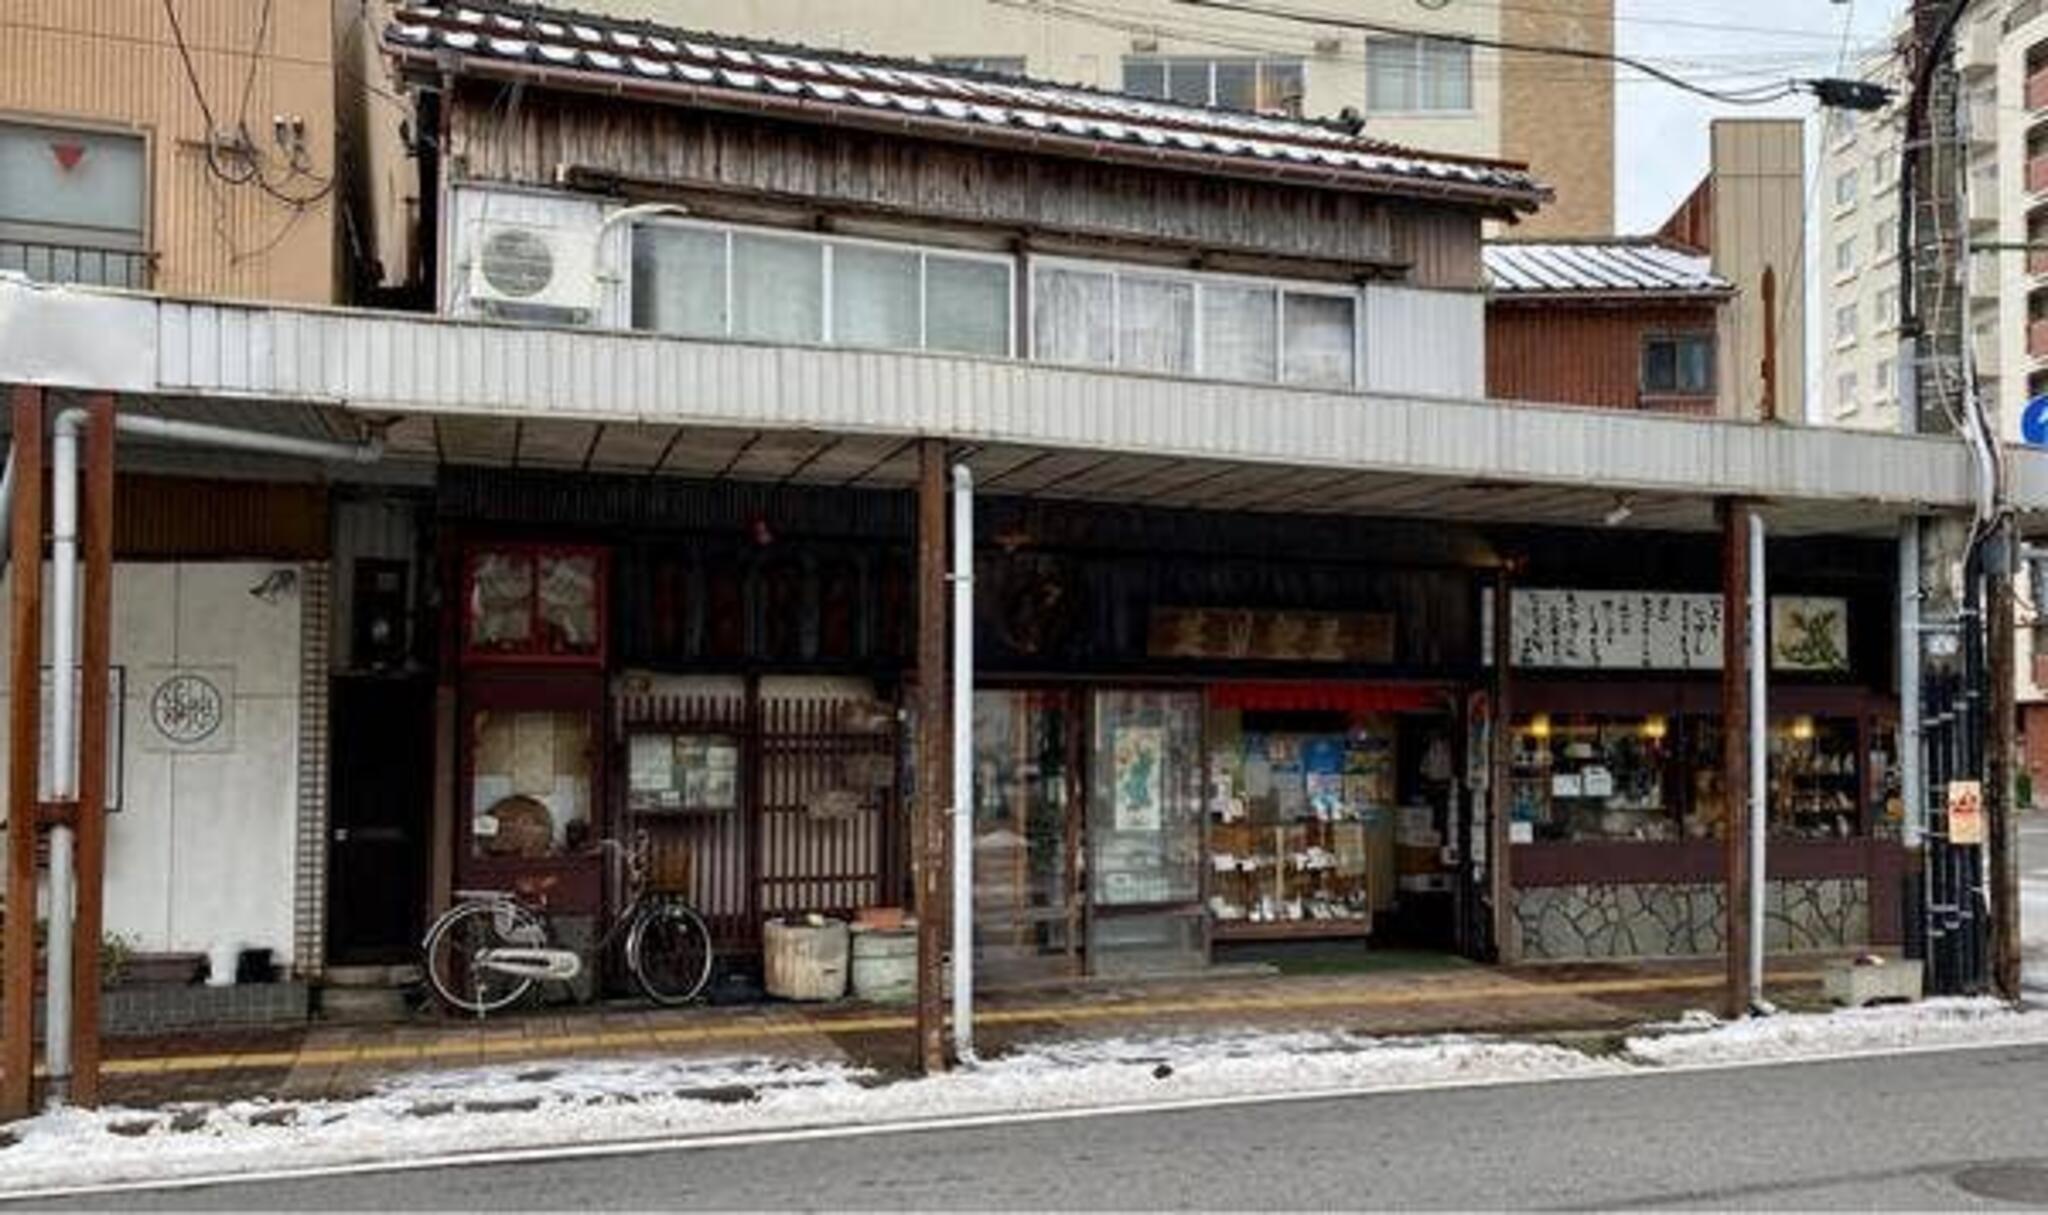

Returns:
1659,119,1808,422
0,0,339,303
1815,43,1909,432
576,0,1614,236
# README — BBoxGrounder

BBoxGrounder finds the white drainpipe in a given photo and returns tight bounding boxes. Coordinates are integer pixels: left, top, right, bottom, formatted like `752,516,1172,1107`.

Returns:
949,463,976,1065
38,410,377,1109
43,408,84,1103
1748,511,1768,1011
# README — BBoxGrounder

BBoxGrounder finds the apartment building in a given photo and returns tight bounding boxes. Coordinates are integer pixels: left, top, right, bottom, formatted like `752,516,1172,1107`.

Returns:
1818,2,2048,802
0,0,339,301
571,0,1615,237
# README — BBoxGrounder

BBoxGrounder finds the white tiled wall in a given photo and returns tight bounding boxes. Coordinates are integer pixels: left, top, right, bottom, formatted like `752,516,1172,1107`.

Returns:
0,561,304,959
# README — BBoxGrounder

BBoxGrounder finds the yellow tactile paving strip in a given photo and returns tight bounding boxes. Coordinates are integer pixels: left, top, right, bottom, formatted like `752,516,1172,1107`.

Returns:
29,967,1821,1081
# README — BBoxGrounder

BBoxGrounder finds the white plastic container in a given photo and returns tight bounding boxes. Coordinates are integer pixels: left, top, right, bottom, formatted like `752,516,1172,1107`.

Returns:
205,941,242,988
763,919,850,1001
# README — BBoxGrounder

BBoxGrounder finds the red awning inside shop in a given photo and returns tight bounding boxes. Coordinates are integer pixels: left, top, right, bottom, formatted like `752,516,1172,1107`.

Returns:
1206,682,1451,714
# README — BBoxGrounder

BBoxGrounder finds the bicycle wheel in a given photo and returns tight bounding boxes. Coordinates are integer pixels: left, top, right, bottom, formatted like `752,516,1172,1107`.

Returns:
625,900,715,1006
423,901,543,1015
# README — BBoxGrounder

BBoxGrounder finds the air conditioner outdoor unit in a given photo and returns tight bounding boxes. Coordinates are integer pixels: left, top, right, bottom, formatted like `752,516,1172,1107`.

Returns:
465,220,597,316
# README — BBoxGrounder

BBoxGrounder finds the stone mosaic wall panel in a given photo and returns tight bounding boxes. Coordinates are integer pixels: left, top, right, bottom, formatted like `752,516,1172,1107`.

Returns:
1513,878,1868,961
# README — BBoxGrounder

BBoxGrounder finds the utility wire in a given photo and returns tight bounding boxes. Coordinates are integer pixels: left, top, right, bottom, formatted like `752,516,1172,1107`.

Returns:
1161,0,1802,104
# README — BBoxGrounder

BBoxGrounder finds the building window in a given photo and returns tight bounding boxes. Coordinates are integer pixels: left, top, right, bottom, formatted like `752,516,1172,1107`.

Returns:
1835,369,1859,417
1366,36,1473,112
1122,57,1305,113
1873,215,1898,261
630,220,1013,357
1828,111,1858,148
0,119,148,288
1640,333,1714,396
932,55,1026,77
1834,168,1859,210
1031,257,1358,389
1875,285,1899,331
1874,151,1898,191
1875,356,1894,400
1834,236,1857,276
1835,302,1860,347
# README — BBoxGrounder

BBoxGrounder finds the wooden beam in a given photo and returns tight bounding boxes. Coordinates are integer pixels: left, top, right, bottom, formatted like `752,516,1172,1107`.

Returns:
1489,564,1515,963
913,438,949,1075
2,386,44,1120
69,394,114,1107
1720,498,1754,1016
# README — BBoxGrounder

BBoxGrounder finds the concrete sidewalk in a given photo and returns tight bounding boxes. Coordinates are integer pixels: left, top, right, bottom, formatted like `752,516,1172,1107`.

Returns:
12,957,1832,1112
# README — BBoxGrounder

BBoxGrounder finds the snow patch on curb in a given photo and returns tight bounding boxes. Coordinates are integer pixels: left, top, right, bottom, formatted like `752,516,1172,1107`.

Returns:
0,1032,1611,1194
1625,997,2048,1066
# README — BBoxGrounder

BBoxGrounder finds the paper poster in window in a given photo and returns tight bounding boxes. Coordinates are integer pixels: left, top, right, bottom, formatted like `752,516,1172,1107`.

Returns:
1771,597,1850,672
1112,725,1164,832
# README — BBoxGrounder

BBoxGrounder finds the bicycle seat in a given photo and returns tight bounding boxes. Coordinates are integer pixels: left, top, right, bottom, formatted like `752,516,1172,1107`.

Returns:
454,888,515,902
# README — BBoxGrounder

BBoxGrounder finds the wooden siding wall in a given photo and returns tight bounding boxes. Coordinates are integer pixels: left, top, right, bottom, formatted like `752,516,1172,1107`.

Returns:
446,87,1489,288
0,0,337,303
115,474,328,560
1486,301,1721,413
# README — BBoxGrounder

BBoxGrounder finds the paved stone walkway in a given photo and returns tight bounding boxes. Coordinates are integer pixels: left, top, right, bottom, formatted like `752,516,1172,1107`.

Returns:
8,958,1832,1111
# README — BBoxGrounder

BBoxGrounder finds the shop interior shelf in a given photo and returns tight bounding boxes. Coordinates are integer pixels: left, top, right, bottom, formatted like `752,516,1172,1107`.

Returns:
1211,917,1372,941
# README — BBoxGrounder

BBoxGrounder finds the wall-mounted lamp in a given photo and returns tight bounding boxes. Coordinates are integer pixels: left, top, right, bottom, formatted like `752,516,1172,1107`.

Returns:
248,568,298,604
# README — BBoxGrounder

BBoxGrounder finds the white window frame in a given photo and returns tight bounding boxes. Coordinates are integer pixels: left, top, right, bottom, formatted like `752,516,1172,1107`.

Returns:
1833,370,1860,418
1834,168,1859,212
1833,235,1857,280
1364,36,1475,115
1834,301,1860,348
1025,253,1363,389
1873,215,1899,264
626,216,1017,357
1121,56,1306,113
1874,286,1899,333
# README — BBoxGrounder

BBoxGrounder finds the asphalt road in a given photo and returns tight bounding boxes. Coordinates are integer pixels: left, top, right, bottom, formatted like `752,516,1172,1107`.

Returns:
32,1041,2048,1210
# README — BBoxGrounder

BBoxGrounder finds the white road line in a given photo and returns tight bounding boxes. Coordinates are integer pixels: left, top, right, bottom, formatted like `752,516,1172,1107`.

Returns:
13,1031,2048,1204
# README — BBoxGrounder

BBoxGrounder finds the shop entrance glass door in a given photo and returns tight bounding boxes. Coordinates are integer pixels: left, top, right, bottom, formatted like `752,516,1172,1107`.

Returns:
1089,689,1205,975
971,689,1083,983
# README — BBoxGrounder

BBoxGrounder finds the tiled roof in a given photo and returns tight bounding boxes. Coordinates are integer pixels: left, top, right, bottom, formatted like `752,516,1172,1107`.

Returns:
384,2,1547,210
1484,240,1733,298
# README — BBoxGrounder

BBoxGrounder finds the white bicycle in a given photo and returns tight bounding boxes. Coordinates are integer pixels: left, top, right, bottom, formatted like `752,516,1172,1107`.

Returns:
422,833,714,1016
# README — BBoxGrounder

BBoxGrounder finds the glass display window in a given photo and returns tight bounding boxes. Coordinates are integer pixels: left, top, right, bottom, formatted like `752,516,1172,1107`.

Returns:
463,545,607,664
469,707,595,860
1767,714,1864,839
626,730,741,814
1509,713,1682,842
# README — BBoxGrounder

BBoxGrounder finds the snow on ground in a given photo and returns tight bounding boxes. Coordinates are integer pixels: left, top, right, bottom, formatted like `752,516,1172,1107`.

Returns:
1625,997,2048,1066
6,1002,2048,1196
0,1032,1616,1194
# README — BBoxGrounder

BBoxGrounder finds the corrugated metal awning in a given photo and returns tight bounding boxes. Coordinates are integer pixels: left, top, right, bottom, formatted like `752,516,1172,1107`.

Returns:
0,278,2035,539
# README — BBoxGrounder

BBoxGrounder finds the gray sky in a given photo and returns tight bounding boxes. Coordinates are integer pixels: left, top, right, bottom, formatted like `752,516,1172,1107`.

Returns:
1616,0,1905,230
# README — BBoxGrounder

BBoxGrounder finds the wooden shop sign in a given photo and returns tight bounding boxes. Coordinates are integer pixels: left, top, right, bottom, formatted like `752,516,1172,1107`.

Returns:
1147,607,1395,664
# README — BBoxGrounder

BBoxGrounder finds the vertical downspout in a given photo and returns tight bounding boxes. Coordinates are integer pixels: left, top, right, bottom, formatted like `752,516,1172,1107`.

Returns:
1902,520,1924,848
949,464,976,1065
1748,512,1769,1008
44,408,84,1105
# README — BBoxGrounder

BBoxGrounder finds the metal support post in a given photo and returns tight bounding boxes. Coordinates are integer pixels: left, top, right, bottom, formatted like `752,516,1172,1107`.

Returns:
948,463,976,1064
1989,520,2021,999
1488,565,1514,963
1748,511,1768,1006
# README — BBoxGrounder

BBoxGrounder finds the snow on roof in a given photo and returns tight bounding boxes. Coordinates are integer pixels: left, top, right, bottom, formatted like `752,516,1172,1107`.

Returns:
1484,239,1733,299
384,2,1547,210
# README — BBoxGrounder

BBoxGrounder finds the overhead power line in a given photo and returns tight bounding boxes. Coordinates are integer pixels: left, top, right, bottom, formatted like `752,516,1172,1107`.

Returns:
1163,0,1889,108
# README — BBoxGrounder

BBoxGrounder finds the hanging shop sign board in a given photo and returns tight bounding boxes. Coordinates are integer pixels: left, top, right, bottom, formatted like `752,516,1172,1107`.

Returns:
1147,607,1395,664
1480,590,1849,673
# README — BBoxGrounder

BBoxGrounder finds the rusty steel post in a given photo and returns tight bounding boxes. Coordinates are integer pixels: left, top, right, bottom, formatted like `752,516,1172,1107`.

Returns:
913,439,950,1074
1489,564,1515,963
2,386,44,1120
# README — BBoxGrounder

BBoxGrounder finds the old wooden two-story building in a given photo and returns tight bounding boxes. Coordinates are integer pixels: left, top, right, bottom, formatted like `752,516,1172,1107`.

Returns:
2,3,2021,1062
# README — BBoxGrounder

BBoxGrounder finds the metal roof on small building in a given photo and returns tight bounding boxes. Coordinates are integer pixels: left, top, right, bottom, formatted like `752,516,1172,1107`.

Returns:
1484,240,1733,299
383,2,1547,212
